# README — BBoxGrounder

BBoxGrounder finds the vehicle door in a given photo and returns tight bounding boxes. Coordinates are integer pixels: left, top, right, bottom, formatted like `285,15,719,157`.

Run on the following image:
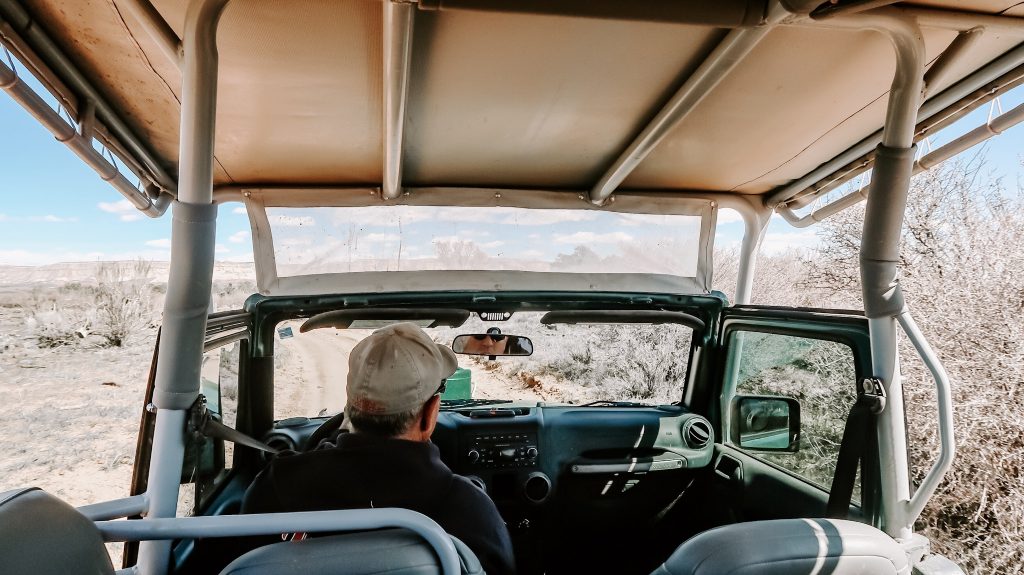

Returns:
706,306,878,525
123,310,252,568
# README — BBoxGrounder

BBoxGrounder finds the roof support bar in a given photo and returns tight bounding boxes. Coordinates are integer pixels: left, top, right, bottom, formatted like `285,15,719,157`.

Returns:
382,0,415,200
0,55,170,216
778,96,1024,227
0,0,177,194
121,0,183,66
843,9,955,542
782,61,1024,211
923,27,985,98
418,0,768,28
765,38,1024,208
136,1,228,574
589,4,785,206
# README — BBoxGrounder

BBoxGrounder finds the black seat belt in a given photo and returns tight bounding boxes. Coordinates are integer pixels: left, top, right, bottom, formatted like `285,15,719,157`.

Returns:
188,395,280,455
826,378,886,519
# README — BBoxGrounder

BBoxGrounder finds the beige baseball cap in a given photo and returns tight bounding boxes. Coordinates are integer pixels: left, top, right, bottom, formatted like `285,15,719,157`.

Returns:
346,322,459,415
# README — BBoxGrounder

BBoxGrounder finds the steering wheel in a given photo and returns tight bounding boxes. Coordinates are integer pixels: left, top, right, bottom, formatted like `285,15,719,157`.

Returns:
303,411,347,451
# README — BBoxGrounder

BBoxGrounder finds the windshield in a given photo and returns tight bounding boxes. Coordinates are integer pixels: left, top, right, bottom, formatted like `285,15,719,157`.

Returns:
272,312,693,419
266,206,702,278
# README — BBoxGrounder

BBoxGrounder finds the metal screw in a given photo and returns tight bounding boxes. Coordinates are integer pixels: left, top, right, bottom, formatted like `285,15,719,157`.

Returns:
145,403,157,413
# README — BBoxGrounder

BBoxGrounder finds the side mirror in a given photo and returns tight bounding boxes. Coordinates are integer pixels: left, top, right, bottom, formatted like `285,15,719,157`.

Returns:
452,333,533,357
731,395,801,452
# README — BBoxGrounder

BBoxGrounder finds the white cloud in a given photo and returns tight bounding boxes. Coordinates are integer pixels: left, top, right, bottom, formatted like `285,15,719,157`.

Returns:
229,231,250,244
0,214,77,223
516,249,545,260
280,237,313,247
363,233,400,243
0,249,108,266
479,240,505,249
232,206,248,215
98,199,143,222
499,211,599,226
215,244,230,254
272,215,316,227
717,209,744,224
553,231,633,244
145,238,172,248
431,235,470,244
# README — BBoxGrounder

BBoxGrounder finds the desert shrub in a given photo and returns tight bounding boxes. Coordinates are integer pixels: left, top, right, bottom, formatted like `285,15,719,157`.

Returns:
93,260,155,347
543,324,691,403
28,306,95,348
737,333,857,490
800,158,1024,573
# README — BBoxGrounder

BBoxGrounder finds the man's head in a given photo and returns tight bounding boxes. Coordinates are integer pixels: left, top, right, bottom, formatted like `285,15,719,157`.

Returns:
461,327,509,355
344,322,458,441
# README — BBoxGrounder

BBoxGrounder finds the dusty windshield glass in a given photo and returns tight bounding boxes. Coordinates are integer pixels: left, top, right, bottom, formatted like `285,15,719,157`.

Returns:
273,312,693,419
266,206,701,278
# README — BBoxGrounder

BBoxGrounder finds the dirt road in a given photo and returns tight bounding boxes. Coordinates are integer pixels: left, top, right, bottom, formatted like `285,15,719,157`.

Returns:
274,326,369,417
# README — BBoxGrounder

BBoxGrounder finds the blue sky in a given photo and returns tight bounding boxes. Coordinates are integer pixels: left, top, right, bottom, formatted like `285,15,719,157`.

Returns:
1,64,1023,266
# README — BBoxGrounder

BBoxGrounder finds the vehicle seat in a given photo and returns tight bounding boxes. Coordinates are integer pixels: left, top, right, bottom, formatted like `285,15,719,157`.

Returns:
652,518,910,574
219,528,484,575
0,487,115,575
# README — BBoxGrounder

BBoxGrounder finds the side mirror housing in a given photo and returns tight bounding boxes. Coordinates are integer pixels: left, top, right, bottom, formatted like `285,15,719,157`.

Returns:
731,395,801,452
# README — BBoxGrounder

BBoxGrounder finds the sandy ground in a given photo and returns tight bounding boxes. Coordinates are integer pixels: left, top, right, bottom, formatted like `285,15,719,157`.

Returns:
0,264,558,570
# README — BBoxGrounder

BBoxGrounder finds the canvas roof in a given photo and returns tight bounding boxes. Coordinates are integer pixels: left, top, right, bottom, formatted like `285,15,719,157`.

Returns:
5,0,1024,208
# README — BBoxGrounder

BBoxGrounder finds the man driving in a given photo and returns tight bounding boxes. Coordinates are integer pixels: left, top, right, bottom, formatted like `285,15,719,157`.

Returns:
242,322,515,575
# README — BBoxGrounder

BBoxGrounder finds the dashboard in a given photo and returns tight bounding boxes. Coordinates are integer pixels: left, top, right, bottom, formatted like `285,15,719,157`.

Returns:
263,404,714,574
265,404,713,509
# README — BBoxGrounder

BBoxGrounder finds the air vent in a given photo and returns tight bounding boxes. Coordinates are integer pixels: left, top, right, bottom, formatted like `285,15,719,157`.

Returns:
684,418,713,449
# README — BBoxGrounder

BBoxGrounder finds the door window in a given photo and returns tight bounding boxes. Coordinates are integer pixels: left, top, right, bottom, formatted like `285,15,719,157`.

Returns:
728,331,858,492
177,341,242,516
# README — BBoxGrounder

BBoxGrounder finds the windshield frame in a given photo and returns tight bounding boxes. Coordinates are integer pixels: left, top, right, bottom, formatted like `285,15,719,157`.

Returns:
229,188,717,296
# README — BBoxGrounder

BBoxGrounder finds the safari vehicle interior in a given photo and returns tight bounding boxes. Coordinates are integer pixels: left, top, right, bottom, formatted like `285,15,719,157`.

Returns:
4,0,1023,573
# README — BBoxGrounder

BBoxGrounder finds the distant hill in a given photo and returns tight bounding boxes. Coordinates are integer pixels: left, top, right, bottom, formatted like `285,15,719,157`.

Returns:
0,261,255,287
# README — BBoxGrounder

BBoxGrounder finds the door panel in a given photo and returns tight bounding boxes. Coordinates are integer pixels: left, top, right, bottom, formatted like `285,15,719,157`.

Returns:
711,307,874,523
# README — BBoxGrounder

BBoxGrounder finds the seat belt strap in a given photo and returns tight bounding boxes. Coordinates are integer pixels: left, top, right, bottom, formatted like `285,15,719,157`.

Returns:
826,378,885,519
188,395,280,455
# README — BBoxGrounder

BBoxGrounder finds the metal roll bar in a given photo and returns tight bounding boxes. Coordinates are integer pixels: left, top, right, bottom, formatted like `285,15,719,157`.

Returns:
0,55,171,217
765,38,1024,208
383,0,416,201
0,0,177,194
835,8,956,540
777,96,1024,227
136,0,228,573
99,509,461,575
589,1,787,205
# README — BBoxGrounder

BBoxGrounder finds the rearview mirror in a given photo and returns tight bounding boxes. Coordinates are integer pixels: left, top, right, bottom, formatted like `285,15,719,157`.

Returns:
452,333,533,357
731,395,801,452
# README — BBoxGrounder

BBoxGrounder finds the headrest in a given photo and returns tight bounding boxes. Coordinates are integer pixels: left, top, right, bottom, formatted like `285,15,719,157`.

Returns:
220,528,483,575
654,518,909,575
0,488,114,575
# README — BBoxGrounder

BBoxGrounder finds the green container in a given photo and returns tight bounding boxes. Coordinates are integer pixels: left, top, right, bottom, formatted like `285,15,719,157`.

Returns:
442,367,473,400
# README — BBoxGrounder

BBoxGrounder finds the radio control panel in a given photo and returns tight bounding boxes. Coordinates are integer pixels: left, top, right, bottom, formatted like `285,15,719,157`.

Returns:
464,433,539,469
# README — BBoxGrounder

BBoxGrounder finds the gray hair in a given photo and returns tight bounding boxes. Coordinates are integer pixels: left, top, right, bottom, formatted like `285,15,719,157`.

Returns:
344,403,421,437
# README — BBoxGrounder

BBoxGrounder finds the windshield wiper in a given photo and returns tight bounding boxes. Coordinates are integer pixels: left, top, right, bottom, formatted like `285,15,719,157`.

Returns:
439,398,513,410
576,400,651,407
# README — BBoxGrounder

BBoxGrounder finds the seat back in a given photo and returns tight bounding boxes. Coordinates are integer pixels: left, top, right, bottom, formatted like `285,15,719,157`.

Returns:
653,518,910,575
0,488,114,575
219,528,483,575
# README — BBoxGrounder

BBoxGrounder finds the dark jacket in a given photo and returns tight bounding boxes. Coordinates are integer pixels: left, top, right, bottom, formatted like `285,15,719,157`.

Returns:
242,433,515,575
